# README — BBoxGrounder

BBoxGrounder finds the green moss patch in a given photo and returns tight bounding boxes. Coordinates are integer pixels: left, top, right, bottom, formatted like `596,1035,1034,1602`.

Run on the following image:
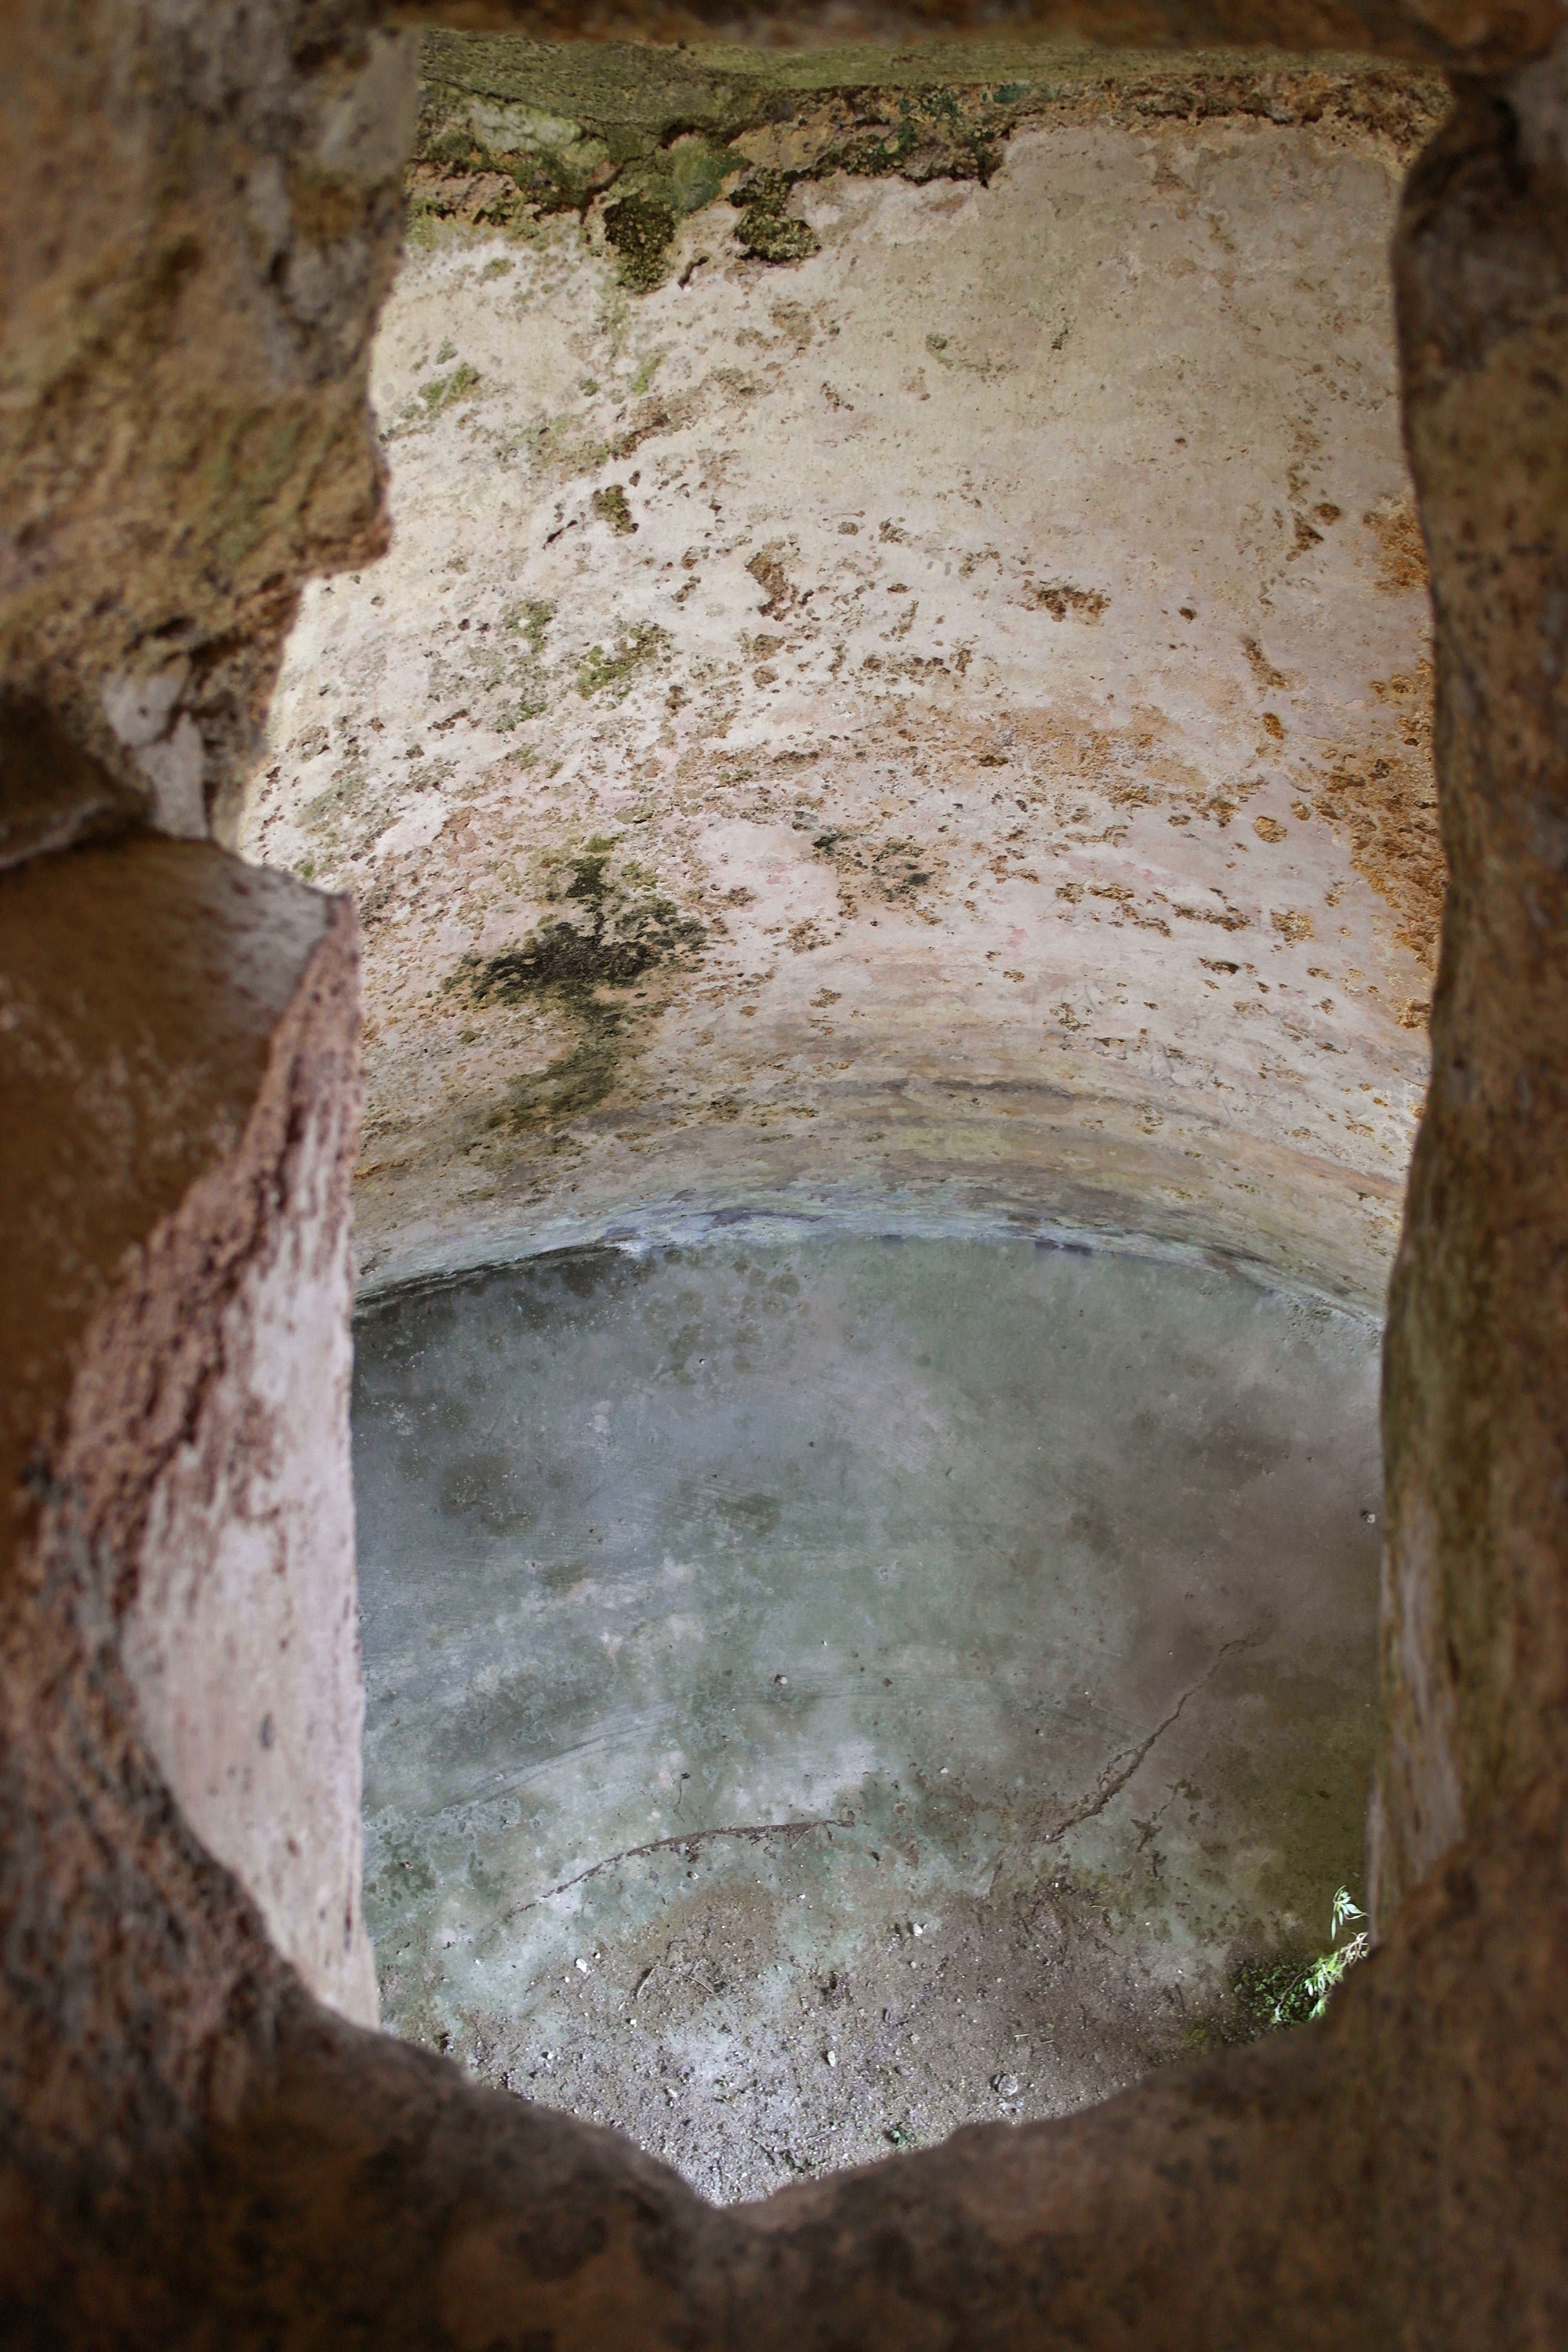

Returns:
603,190,678,289
729,169,820,265
590,483,637,534
410,34,1445,292
387,361,485,439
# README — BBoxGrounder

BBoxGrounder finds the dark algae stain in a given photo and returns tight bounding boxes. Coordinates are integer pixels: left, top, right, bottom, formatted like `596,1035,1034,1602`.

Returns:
451,840,705,1135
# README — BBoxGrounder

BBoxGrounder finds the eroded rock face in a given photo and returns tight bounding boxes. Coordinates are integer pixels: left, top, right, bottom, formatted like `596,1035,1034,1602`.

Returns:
0,838,378,2030
0,2,418,863
0,836,373,2165
246,60,1442,1307
1374,40,1568,1924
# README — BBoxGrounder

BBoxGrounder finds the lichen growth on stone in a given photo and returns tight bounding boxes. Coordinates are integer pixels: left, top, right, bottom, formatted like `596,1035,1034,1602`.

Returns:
591,484,637,534
385,361,485,440
575,623,667,700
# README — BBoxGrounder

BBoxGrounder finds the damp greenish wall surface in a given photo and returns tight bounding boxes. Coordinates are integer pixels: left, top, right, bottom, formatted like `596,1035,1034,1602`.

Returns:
354,1230,1382,2201
409,32,1445,289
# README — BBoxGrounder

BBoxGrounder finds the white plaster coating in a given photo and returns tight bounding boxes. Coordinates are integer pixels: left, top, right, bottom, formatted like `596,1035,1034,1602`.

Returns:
138,715,208,840
101,663,188,751
121,1069,378,2026
245,114,1436,1307
103,662,208,838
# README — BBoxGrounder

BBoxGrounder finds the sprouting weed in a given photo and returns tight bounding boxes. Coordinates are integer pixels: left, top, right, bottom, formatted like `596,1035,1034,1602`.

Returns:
1235,1888,1369,2032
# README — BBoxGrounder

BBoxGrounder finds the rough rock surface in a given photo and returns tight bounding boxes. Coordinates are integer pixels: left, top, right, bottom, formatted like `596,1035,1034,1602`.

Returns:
1374,38,1568,1925
405,32,1449,263
0,835,376,2028
391,0,1566,79
0,2,416,860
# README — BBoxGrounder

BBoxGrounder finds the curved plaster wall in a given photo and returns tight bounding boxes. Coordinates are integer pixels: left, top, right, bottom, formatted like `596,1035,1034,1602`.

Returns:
241,61,1440,1310
230,47,1437,2165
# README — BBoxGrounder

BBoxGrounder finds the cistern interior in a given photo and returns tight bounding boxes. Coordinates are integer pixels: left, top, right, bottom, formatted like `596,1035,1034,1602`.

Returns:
246,40,1439,1316
5,7,1566,2343
231,34,1439,2190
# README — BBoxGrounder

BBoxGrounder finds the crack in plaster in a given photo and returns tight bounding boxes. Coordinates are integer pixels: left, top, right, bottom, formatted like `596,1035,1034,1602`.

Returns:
983,1636,1254,1897
509,1815,857,1918
1047,1638,1254,1843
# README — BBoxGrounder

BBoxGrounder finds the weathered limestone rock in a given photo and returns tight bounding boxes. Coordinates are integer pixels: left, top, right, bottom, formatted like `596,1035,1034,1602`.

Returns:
0,2,1566,2344
1374,38,1568,1921
0,2,417,861
252,53,1443,1312
0,832,375,2041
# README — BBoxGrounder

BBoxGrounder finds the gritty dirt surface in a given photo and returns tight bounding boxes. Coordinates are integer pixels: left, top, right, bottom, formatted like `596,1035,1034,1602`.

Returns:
430,1871,1271,2204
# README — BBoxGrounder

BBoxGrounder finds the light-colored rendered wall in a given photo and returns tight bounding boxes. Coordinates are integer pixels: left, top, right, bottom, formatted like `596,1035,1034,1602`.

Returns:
245,107,1436,1310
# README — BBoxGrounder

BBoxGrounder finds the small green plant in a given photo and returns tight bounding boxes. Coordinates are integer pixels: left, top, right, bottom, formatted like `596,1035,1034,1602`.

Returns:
1298,1888,1370,2018
1235,1889,1370,2033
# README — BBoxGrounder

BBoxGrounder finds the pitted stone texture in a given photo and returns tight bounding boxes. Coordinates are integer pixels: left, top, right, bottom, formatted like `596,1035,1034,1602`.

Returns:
249,97,1437,1312
1,835,374,2070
